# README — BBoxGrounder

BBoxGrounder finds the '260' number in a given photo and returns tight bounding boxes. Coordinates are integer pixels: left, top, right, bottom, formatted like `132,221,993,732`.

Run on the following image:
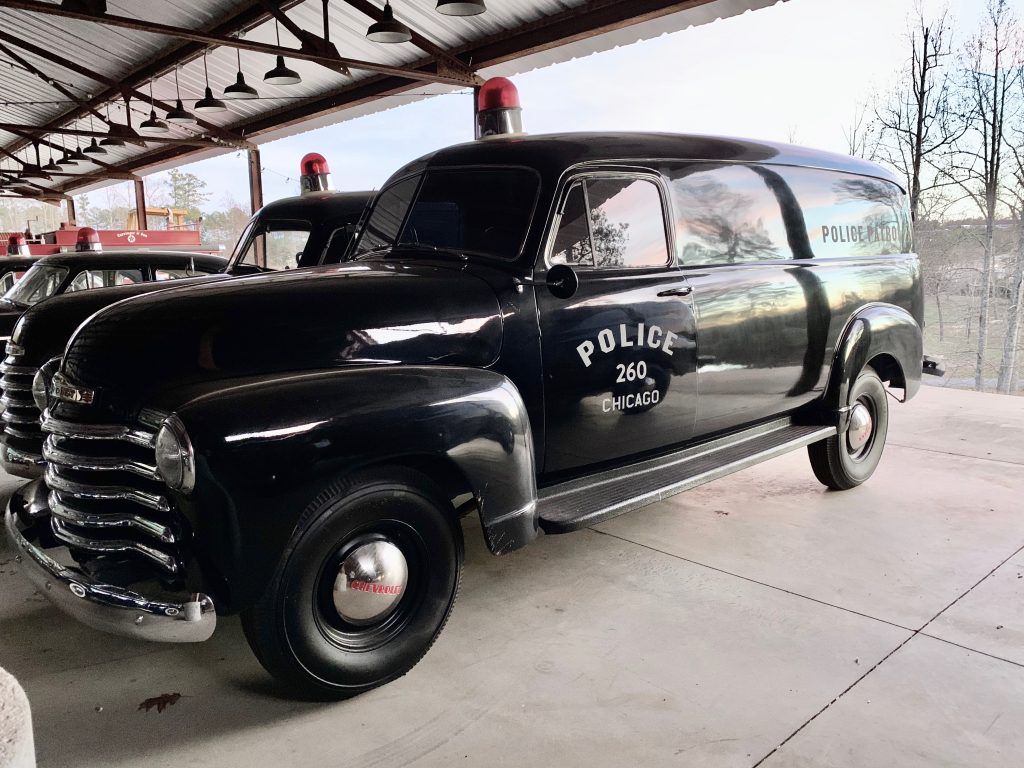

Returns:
615,361,647,383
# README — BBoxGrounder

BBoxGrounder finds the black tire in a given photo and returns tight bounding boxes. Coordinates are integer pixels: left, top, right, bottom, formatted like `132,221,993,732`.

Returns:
808,368,889,491
242,467,463,700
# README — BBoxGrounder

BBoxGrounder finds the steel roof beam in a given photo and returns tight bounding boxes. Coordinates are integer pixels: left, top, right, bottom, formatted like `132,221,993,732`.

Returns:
0,122,224,148
0,0,479,86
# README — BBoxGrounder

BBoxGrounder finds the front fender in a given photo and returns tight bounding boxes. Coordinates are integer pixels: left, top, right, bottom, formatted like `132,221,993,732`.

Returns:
172,366,537,612
824,303,922,428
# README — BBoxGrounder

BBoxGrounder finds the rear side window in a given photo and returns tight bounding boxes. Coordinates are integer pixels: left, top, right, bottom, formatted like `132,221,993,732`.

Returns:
551,177,670,269
779,167,912,257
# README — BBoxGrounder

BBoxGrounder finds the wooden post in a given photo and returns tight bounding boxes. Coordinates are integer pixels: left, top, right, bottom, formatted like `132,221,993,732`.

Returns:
133,178,147,231
247,148,265,268
65,196,77,226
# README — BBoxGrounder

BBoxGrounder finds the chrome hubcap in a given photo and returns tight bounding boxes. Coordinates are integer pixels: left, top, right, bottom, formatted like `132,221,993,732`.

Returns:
847,401,874,455
332,540,408,624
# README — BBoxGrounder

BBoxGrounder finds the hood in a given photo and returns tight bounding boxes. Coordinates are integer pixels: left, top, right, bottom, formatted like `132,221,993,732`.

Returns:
59,261,503,415
12,274,232,367
0,305,21,338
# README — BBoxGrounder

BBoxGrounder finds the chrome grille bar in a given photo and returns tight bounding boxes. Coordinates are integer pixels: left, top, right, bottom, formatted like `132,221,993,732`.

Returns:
50,517,179,575
45,466,171,513
49,490,175,544
42,412,156,449
44,436,161,482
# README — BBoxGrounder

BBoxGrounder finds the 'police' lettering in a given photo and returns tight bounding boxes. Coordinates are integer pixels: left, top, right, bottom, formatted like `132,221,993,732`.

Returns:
576,323,675,368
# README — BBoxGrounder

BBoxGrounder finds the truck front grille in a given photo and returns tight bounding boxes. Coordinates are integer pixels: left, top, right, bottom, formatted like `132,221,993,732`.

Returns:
0,345,43,464
41,413,184,575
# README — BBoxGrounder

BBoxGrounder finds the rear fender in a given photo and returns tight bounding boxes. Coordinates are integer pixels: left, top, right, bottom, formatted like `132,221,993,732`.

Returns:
823,303,922,430
174,366,537,612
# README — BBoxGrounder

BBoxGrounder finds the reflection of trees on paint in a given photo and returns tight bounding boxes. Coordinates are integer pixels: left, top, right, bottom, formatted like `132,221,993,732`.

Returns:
590,207,629,267
677,176,780,263
832,178,903,208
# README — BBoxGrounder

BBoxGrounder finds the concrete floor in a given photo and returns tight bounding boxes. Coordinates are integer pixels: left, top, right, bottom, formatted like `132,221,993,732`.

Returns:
1,384,1022,768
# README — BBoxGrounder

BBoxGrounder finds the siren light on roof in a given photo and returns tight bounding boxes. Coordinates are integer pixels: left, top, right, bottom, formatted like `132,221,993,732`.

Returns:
75,227,102,253
300,153,333,195
6,232,29,256
476,77,525,140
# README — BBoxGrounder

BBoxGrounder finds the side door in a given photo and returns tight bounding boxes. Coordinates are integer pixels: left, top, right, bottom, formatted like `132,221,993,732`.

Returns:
666,162,826,438
536,171,698,475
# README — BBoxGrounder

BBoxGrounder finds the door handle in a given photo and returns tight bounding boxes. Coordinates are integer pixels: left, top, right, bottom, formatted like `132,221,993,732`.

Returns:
657,286,693,298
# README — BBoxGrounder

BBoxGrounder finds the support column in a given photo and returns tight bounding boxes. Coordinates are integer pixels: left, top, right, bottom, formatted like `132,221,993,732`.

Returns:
133,178,147,231
247,148,265,268
65,196,77,226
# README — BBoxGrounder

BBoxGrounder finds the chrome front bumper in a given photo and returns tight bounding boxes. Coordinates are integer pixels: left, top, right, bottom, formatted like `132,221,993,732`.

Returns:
4,480,216,643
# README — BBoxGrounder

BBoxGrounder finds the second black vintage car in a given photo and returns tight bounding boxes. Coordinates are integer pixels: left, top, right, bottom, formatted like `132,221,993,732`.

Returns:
0,185,373,479
6,89,927,700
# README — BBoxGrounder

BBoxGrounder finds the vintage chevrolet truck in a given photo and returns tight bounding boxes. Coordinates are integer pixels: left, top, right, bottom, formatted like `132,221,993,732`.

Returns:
6,92,929,699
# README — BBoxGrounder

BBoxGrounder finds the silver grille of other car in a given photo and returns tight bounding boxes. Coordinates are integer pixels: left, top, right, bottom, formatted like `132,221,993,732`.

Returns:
41,413,182,575
0,343,43,464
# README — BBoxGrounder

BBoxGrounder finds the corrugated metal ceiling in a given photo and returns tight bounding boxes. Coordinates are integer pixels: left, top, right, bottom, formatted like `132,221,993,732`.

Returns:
0,0,785,199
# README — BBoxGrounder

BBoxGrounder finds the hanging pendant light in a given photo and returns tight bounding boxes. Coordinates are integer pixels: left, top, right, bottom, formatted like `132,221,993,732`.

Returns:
56,135,77,168
139,78,170,134
166,65,196,123
436,0,485,15
264,20,302,84
195,51,228,112
21,143,50,181
83,113,108,156
223,46,259,99
72,143,91,164
42,143,61,174
100,103,126,147
366,2,412,43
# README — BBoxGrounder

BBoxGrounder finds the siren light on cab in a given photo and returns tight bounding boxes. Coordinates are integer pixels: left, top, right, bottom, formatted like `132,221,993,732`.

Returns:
75,226,102,253
300,153,333,195
6,233,29,256
475,77,525,140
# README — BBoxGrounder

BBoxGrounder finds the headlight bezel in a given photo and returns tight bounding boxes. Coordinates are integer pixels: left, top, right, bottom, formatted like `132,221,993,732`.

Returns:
31,357,61,413
155,414,196,494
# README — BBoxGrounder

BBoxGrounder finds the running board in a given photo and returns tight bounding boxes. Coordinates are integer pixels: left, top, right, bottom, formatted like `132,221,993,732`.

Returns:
537,418,836,533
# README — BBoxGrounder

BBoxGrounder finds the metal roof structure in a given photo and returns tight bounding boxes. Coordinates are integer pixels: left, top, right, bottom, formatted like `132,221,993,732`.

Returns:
0,0,785,210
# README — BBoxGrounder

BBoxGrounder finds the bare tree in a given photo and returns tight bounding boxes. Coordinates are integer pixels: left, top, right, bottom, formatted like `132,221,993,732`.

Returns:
942,0,1020,390
843,100,881,160
875,1,965,221
999,139,1024,392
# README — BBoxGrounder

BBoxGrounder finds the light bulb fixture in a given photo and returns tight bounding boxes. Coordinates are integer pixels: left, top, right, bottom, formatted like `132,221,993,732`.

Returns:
224,46,259,99
195,51,228,112
100,103,126,147
56,135,78,168
42,143,61,174
436,0,485,15
366,2,412,43
71,143,91,163
140,78,170,134
83,114,108,155
167,66,196,123
264,20,302,84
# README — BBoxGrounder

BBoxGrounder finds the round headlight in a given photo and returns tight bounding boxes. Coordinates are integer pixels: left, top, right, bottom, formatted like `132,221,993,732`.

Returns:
31,357,61,412
155,415,195,493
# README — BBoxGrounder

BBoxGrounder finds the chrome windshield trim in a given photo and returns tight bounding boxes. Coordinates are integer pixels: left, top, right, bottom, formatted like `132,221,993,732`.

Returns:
49,490,175,544
42,412,156,449
45,465,170,513
44,436,161,482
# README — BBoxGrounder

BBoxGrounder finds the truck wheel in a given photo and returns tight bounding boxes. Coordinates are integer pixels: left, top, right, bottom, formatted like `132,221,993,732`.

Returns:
808,368,889,491
242,467,463,700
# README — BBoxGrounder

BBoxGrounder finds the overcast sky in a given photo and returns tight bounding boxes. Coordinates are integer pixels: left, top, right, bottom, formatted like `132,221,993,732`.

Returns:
120,0,996,208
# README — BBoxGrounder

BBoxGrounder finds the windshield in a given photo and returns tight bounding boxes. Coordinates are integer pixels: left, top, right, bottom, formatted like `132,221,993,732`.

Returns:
228,218,313,271
353,168,540,261
3,265,69,307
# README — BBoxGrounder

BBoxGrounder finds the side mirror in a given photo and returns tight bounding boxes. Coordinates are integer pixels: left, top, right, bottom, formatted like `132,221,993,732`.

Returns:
546,264,579,299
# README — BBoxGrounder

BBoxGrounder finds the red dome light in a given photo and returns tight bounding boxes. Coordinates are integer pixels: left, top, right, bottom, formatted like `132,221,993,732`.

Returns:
477,77,520,111
301,153,330,177
7,233,29,255
8,233,25,246
299,152,333,195
75,226,101,252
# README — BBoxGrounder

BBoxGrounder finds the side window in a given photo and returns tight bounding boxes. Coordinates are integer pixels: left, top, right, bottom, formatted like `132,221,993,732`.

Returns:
0,272,15,292
66,269,104,293
669,164,791,265
154,268,194,281
115,269,143,285
322,225,357,264
779,167,912,257
550,177,670,269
